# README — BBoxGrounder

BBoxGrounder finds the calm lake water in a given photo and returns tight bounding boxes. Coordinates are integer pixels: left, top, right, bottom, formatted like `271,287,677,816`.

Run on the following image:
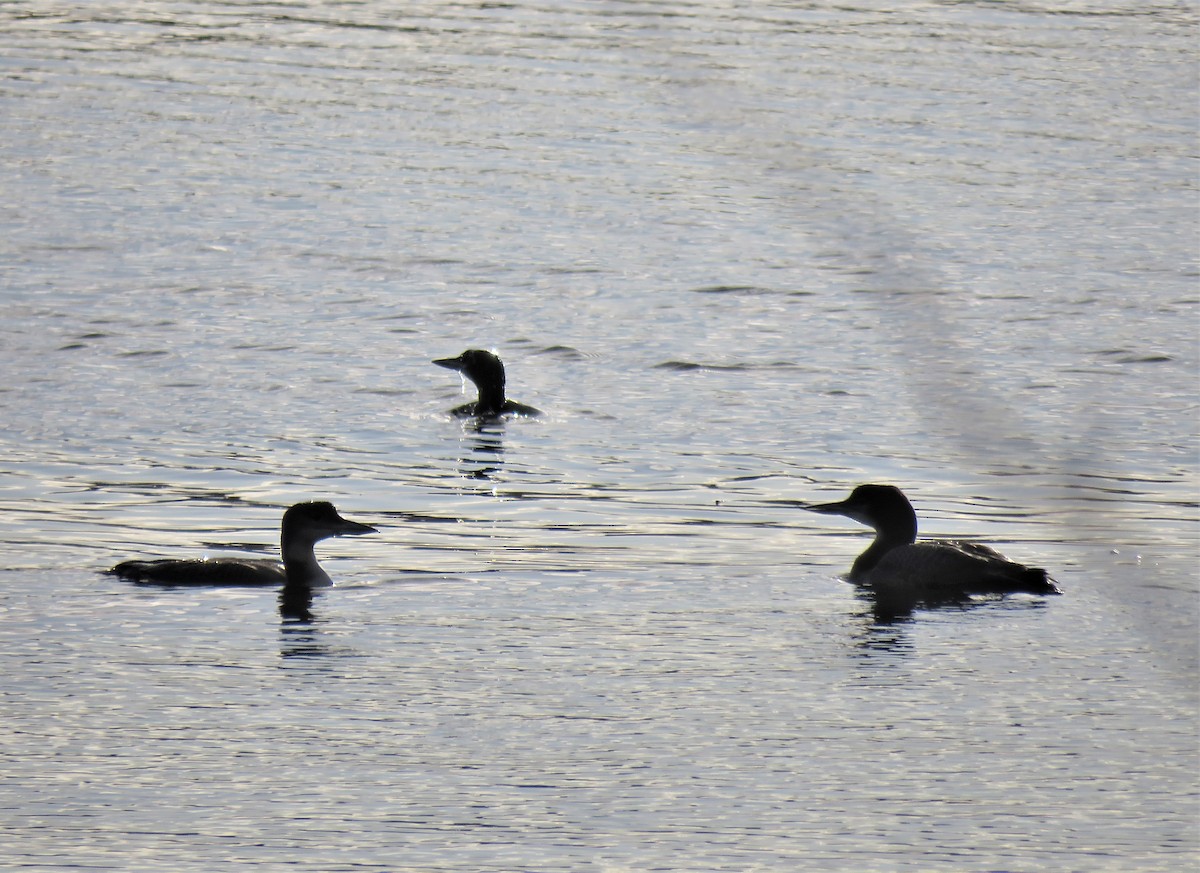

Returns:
1,2,1197,871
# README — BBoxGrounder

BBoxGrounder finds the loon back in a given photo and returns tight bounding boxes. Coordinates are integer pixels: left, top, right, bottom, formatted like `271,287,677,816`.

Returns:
109,558,286,587
863,540,1059,597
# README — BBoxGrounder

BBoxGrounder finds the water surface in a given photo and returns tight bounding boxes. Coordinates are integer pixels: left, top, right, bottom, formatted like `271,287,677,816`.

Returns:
1,2,1197,871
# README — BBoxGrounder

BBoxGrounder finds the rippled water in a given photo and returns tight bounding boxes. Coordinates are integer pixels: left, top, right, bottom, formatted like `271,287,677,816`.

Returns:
2,2,1197,871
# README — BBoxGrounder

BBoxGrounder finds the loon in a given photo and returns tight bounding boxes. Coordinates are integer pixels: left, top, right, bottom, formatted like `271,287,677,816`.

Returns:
108,501,376,588
433,349,540,418
806,484,1060,599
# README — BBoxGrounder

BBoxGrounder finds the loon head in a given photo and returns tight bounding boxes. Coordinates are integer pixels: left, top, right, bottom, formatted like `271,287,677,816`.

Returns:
282,501,377,547
434,349,511,415
433,349,506,393
805,484,918,544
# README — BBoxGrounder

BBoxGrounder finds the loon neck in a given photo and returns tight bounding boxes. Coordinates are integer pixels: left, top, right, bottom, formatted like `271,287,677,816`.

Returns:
474,382,507,416
851,534,899,579
851,518,918,580
281,537,332,587
880,514,918,547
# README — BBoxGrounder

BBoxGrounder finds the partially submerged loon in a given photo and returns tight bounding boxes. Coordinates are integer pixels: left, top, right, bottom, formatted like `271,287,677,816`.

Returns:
433,349,540,418
108,501,376,588
806,484,1060,600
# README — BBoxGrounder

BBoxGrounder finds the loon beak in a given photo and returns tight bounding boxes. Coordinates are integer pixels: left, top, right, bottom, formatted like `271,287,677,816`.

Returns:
433,355,464,371
805,499,853,516
804,497,876,529
335,518,377,537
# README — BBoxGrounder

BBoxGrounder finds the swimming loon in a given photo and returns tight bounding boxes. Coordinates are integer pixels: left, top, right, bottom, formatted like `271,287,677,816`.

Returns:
107,501,376,588
433,349,540,418
806,484,1060,599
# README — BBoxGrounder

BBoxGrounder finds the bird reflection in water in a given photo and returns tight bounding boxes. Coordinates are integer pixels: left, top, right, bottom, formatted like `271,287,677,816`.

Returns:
278,588,333,661
279,622,333,662
279,582,317,624
458,417,506,482
850,587,1055,661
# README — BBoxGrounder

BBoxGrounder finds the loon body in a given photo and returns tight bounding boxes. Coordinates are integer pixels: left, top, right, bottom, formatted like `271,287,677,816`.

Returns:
806,484,1059,600
108,501,376,588
433,349,540,418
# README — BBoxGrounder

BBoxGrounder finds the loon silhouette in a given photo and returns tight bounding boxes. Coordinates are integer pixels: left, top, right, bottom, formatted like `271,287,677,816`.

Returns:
433,349,540,418
806,484,1060,599
108,501,376,588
